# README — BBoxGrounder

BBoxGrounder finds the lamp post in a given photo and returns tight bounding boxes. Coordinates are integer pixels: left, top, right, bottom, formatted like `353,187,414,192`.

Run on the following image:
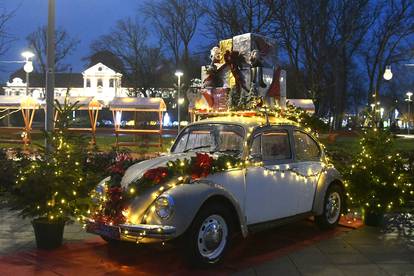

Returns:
22,51,34,97
175,70,183,133
383,65,393,81
406,91,413,134
45,0,55,150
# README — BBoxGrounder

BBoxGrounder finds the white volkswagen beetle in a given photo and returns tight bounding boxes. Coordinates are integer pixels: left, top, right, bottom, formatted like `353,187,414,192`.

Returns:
86,115,344,266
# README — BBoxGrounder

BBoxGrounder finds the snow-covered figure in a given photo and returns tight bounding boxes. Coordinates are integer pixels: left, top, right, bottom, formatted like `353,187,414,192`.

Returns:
250,49,267,89
203,46,223,88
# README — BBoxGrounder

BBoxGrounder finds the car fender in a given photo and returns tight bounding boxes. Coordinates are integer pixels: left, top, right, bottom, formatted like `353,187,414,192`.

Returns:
312,166,344,215
145,181,248,238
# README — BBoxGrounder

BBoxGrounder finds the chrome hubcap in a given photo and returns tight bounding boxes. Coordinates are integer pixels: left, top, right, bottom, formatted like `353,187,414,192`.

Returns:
197,214,228,260
326,191,341,224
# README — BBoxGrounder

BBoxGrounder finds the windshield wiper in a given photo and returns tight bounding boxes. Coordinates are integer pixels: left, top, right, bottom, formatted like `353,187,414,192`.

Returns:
183,145,212,153
216,149,241,155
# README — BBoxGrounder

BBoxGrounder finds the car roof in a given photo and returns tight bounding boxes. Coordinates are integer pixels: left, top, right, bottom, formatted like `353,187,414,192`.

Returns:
191,114,299,129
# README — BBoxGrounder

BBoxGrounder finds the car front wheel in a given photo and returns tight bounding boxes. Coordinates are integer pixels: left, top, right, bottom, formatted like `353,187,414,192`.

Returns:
184,203,233,266
315,184,343,229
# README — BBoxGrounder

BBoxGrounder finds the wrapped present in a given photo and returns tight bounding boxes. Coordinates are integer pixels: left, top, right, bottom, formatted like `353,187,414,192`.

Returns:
219,39,233,64
219,65,235,88
232,33,277,68
212,87,229,111
201,64,235,89
200,88,229,111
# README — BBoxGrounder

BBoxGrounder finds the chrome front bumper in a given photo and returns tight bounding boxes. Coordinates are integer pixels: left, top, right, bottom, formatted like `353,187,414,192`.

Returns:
85,218,176,243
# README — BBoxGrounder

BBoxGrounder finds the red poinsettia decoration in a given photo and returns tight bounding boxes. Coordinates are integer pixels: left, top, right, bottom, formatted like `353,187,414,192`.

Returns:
97,186,127,225
107,153,134,187
192,153,214,179
107,153,132,175
143,167,169,184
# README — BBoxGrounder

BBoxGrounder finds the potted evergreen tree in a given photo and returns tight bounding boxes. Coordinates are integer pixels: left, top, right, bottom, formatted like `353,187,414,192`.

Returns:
9,97,97,249
346,125,412,226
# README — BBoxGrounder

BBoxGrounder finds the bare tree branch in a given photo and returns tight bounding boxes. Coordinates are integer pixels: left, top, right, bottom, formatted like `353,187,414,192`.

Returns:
91,18,168,97
0,1,18,61
362,0,414,103
26,26,79,73
203,0,275,40
143,0,203,71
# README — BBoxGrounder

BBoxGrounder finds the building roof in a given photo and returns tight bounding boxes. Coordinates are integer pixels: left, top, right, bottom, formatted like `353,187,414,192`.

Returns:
9,69,84,88
109,97,167,111
0,95,40,109
54,96,103,110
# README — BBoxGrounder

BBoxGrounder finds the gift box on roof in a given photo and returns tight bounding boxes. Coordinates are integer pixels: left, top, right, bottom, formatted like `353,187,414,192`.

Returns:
200,88,229,111
219,38,233,64
201,64,235,89
212,87,229,111
232,33,277,68
220,66,235,88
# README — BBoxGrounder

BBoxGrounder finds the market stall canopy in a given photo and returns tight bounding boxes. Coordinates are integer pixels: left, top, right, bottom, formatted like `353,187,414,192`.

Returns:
109,97,166,112
0,95,40,109
287,99,315,113
54,96,103,110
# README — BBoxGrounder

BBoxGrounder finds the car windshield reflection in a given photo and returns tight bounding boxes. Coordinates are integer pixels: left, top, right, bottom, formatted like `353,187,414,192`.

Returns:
172,124,245,155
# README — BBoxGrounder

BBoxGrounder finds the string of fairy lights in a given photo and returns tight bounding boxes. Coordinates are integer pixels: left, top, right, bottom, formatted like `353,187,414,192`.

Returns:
89,107,330,225
15,132,86,222
345,128,413,213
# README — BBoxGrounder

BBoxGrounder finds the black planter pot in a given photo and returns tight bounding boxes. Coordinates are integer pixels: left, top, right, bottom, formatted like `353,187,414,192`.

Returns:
364,211,384,227
32,218,65,249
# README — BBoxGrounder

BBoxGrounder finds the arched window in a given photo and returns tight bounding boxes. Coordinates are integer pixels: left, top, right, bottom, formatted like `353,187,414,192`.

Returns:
97,79,103,87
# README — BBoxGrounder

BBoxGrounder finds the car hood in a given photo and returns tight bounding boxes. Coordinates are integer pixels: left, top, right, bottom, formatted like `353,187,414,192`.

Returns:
120,152,193,188
118,152,195,224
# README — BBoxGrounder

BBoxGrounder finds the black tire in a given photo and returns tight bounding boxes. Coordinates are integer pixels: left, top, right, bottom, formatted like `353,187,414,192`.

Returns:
100,235,121,244
183,202,234,267
315,184,344,229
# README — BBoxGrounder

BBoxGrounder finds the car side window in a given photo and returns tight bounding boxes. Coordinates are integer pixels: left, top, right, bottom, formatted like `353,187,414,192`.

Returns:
250,135,261,157
293,131,321,161
251,130,291,161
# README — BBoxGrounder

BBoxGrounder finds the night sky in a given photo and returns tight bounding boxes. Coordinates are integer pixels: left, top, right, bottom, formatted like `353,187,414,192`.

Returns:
1,0,206,82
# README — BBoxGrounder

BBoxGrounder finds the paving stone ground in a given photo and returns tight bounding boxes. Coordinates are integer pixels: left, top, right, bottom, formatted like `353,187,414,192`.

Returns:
1,206,413,275
0,208,94,255
234,224,414,276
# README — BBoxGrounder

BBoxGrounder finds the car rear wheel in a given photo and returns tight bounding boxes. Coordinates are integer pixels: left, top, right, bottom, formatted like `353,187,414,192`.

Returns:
315,184,343,229
184,203,233,266
100,235,121,244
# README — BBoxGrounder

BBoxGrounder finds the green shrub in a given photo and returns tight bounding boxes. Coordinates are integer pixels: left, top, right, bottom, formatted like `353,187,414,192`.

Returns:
345,128,413,214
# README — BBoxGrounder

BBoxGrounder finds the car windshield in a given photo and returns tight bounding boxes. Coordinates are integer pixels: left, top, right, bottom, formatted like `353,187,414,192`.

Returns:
172,124,245,155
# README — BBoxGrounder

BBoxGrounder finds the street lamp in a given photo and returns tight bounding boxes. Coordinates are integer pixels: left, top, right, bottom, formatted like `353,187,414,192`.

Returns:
175,70,183,132
406,91,413,134
383,65,393,81
22,51,34,96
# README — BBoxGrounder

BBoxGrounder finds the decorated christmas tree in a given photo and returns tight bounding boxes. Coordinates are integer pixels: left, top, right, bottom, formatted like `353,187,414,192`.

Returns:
346,121,413,218
10,97,97,222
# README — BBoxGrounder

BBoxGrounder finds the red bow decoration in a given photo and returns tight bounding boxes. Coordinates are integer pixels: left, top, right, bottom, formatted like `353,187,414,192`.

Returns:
143,167,169,184
192,153,214,179
222,50,249,93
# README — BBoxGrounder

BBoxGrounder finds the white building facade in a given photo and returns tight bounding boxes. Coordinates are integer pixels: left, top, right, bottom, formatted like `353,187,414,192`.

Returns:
3,63,130,103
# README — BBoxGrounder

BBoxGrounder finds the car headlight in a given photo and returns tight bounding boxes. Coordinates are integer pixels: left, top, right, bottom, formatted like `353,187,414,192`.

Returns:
155,195,174,220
